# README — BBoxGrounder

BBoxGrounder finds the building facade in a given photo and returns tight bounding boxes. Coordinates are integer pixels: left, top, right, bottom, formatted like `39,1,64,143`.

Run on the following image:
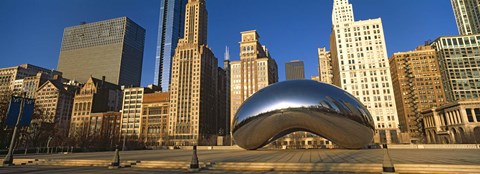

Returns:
318,48,333,84
285,60,305,80
451,0,480,35
69,77,122,138
0,64,62,97
57,17,145,86
330,0,399,143
154,0,187,90
120,86,159,140
431,35,480,102
389,45,447,143
230,30,278,135
141,92,170,147
168,0,223,146
35,80,79,135
422,99,480,144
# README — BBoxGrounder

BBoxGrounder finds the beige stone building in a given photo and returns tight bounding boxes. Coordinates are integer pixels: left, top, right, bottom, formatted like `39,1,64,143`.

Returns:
35,80,79,135
141,92,169,147
69,77,122,138
317,48,333,84
389,45,447,143
422,99,480,144
168,0,224,146
120,86,159,140
230,30,278,131
0,64,61,98
330,0,399,144
89,112,122,146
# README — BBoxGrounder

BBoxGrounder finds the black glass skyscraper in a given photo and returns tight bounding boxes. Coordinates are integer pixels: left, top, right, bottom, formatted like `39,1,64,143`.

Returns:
154,0,187,91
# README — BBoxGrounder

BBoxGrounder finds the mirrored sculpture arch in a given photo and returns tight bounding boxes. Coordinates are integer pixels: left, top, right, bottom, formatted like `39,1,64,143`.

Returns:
232,80,375,150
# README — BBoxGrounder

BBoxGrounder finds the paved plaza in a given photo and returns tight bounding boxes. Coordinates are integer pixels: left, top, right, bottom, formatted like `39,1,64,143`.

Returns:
9,148,480,165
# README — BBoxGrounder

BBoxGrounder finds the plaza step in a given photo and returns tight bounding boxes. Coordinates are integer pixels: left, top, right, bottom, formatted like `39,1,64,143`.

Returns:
7,159,480,173
209,162,383,173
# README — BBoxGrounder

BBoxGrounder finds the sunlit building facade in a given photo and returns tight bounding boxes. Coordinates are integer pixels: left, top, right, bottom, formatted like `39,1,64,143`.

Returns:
330,0,399,143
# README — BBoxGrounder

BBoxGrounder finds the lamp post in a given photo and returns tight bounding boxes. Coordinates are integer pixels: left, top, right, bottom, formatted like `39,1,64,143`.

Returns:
3,92,26,166
46,136,53,154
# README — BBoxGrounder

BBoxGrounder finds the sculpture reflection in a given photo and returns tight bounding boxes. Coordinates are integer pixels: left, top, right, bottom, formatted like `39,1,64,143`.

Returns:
232,80,375,150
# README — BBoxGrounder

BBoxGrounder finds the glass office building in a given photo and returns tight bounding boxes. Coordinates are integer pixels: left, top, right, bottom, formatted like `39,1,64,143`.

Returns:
154,0,187,91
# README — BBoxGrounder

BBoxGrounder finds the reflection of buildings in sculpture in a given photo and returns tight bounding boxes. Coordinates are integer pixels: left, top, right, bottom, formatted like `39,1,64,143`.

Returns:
232,80,375,150
389,45,447,143
422,99,480,144
268,132,335,149
330,0,399,144
317,48,333,84
168,0,225,146
141,92,170,147
230,30,278,137
69,76,122,138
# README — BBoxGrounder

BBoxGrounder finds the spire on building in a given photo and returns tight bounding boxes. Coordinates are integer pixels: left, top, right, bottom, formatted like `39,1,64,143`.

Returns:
224,46,230,61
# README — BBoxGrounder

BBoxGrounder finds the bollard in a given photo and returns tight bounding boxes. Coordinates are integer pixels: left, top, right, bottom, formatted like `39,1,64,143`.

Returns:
189,145,200,171
382,144,397,174
109,145,120,169
24,148,27,155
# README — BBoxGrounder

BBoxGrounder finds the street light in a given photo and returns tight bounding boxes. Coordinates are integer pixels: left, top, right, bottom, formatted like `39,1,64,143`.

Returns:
3,92,26,166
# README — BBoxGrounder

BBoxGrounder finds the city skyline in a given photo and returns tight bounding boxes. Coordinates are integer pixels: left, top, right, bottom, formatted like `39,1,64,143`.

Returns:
0,0,457,86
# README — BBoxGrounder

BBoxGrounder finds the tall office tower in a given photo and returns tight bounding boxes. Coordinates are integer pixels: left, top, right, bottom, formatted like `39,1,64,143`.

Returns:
389,45,447,143
330,0,399,143
141,92,170,146
168,0,222,146
318,48,333,84
154,0,187,90
451,0,480,35
0,64,62,96
223,47,231,140
431,35,480,101
230,30,278,133
285,60,305,80
120,85,159,140
69,77,122,138
58,17,145,87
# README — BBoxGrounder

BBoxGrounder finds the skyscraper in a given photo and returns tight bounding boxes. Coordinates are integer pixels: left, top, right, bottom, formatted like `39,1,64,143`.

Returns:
285,60,305,80
154,0,187,91
451,0,480,35
168,0,223,146
330,0,399,143
389,45,446,143
431,35,480,101
230,30,278,134
57,17,145,87
318,48,333,84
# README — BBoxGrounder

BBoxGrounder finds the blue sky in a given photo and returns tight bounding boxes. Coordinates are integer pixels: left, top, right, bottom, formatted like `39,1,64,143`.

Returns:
0,0,457,86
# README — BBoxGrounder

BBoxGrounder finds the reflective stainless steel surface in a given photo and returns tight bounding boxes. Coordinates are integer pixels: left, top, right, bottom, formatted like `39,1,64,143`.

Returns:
232,80,375,150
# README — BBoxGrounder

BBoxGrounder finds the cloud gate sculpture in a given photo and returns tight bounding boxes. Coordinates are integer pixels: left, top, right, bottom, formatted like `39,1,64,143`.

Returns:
232,80,375,150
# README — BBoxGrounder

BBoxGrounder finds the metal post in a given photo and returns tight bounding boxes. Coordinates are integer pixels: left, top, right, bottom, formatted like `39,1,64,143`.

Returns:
109,145,120,169
382,144,396,174
3,93,25,166
122,135,126,151
190,145,199,170
46,136,52,154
